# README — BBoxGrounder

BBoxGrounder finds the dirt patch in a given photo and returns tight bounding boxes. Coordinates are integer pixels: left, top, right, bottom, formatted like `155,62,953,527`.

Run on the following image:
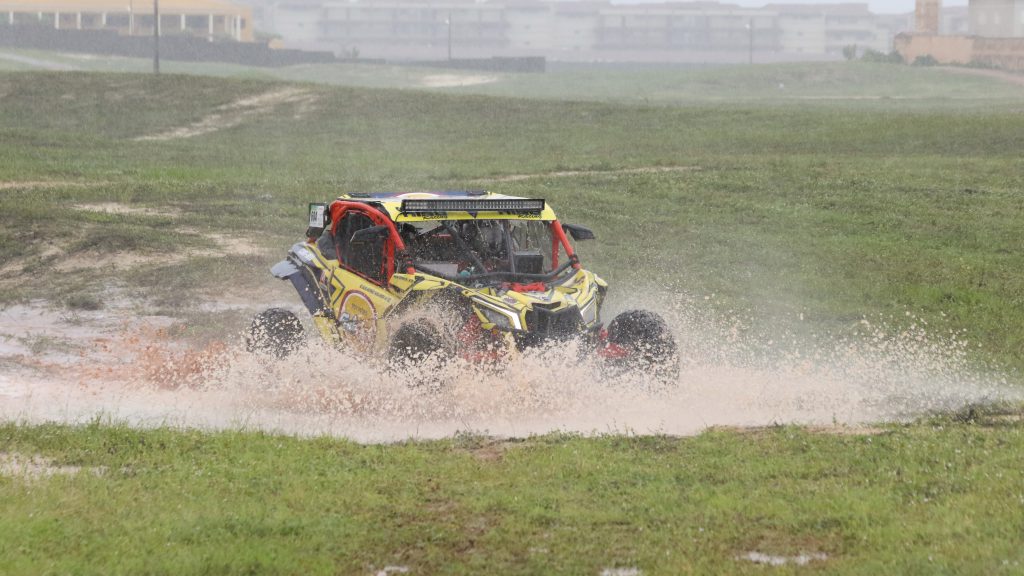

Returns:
34,222,259,273
202,232,261,256
471,165,700,184
600,569,641,576
0,452,105,480
53,250,180,273
72,202,180,219
737,551,828,567
51,240,258,273
420,74,498,88
456,437,529,462
134,87,318,141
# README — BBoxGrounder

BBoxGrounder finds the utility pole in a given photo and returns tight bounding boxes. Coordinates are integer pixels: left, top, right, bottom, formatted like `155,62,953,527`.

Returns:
447,10,452,61
747,18,754,65
153,0,160,74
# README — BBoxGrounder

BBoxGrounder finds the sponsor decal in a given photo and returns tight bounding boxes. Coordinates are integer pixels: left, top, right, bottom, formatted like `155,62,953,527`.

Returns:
359,283,392,302
339,291,378,343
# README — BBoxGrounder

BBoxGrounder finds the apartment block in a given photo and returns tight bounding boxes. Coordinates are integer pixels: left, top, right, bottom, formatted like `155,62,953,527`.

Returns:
970,0,1024,37
259,0,913,62
1,0,254,41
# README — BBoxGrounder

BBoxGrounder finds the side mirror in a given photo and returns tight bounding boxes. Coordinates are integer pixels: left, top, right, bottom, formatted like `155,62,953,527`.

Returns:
561,223,596,241
350,225,389,245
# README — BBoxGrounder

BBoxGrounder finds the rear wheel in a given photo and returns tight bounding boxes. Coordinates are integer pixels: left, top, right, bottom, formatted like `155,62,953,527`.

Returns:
606,309,679,383
246,308,304,359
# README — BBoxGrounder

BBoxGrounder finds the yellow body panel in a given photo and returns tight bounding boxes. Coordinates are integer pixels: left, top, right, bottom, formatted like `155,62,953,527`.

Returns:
305,243,606,354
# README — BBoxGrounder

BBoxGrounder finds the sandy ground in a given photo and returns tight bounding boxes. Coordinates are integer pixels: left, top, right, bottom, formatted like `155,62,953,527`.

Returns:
0,288,1017,443
420,74,499,88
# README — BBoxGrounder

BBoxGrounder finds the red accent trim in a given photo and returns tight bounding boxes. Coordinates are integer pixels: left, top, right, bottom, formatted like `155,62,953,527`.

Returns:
595,329,630,359
598,342,630,359
507,282,546,293
340,290,378,319
550,219,580,270
456,313,504,363
329,200,415,283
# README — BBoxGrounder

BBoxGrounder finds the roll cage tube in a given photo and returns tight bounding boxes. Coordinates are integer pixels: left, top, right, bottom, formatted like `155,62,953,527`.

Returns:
550,219,581,271
326,201,415,279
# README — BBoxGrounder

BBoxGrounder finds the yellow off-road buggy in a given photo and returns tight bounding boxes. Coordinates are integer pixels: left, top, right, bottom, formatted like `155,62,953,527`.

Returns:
248,191,677,379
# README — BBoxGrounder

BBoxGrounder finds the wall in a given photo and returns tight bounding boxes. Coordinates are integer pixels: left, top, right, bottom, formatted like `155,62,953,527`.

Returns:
893,32,975,63
973,35,1024,67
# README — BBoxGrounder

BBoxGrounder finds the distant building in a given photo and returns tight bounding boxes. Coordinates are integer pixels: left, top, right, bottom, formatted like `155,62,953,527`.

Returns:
895,0,1024,70
257,0,911,62
970,0,1024,37
769,3,896,55
0,0,254,41
940,5,969,35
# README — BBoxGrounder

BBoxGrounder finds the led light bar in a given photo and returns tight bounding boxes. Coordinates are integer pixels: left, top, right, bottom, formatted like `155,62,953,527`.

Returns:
400,199,545,214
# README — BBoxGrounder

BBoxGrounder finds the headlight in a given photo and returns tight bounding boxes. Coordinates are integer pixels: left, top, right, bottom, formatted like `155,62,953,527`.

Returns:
579,297,598,326
475,303,522,331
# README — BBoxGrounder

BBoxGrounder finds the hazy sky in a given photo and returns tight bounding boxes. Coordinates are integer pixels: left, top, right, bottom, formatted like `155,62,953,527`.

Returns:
614,1,969,14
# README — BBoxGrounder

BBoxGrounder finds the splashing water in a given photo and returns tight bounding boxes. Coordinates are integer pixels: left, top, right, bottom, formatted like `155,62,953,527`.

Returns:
0,293,1017,442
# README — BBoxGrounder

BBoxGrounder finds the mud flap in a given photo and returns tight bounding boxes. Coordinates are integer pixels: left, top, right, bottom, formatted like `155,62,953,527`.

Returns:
270,258,300,279
271,258,324,317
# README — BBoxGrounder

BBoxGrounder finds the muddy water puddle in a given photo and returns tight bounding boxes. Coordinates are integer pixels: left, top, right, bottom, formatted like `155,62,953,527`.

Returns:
0,298,1018,443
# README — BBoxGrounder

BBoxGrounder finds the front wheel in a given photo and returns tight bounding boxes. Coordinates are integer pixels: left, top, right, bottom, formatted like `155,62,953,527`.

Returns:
606,309,679,383
388,321,449,366
246,308,304,359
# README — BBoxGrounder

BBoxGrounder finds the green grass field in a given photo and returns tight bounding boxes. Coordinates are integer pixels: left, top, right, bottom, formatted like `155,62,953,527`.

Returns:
2,413,1024,574
1,63,1024,573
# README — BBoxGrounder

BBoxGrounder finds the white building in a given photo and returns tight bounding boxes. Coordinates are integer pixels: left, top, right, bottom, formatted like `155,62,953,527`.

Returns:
970,0,1024,37
257,0,907,61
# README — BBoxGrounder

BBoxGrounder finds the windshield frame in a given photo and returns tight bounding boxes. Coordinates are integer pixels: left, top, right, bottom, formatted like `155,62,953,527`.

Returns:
401,218,580,285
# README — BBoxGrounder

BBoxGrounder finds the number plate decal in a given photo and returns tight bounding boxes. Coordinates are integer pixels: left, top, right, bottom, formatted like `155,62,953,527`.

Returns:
308,203,327,228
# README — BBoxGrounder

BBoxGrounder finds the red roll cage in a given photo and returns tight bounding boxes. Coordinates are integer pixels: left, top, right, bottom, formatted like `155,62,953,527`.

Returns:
318,200,580,286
